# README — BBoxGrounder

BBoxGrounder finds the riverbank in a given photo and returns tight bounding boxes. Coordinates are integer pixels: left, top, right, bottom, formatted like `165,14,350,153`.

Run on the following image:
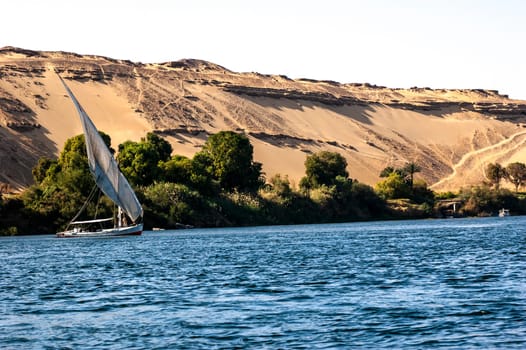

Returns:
2,186,525,236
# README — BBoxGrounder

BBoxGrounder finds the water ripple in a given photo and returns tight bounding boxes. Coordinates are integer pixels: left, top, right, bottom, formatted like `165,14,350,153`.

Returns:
1,217,525,348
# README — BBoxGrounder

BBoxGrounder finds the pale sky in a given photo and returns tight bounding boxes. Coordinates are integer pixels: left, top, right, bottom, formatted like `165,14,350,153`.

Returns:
2,0,525,99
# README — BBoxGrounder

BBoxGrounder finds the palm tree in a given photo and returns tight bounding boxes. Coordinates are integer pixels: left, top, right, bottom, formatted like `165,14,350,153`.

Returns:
402,162,421,189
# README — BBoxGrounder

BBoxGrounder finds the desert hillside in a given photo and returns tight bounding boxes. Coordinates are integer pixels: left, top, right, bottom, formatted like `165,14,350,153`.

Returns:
1,46,526,192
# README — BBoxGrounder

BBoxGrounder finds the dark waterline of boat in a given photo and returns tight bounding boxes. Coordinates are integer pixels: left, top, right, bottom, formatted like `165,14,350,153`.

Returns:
1,217,525,349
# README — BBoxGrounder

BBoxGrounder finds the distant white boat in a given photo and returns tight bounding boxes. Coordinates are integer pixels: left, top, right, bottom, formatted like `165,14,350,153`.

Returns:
56,75,143,238
498,208,510,217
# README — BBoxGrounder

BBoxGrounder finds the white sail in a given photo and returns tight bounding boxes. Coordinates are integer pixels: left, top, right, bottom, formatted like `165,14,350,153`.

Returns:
59,76,143,222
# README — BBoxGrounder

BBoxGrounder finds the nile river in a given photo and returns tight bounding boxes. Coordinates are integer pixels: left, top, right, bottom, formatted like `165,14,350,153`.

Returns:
1,217,525,348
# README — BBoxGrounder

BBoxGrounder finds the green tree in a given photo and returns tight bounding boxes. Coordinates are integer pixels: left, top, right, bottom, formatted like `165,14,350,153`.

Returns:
380,162,421,189
260,174,296,212
141,182,214,228
350,182,387,218
268,174,293,198
59,134,87,169
411,179,435,204
379,166,396,178
300,151,349,190
195,131,264,192
59,132,112,169
144,132,172,162
56,134,111,195
188,152,220,195
486,163,506,190
32,157,59,184
375,172,412,200
160,155,193,184
117,141,156,186
21,133,116,231
505,162,526,192
459,186,518,216
117,132,173,186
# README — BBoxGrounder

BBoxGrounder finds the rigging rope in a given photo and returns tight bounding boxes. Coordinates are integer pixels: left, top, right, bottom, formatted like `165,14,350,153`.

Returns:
67,184,99,228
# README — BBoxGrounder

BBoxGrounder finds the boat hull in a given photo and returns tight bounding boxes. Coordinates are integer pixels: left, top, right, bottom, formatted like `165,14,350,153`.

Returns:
56,224,143,238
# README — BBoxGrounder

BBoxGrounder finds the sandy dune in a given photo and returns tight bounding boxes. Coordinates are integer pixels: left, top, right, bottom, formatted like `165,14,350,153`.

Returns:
1,47,526,193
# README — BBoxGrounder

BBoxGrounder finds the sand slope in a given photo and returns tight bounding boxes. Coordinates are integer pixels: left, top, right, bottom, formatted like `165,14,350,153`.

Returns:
1,47,526,192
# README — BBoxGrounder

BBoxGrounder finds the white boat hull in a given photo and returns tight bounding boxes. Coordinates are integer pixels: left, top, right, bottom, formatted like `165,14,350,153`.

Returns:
56,223,143,238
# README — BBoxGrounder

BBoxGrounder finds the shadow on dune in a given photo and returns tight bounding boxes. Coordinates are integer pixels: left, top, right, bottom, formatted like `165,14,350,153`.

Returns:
0,91,58,190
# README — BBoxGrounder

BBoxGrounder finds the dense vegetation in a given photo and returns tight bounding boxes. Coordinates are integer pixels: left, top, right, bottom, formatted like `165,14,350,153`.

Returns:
2,133,526,236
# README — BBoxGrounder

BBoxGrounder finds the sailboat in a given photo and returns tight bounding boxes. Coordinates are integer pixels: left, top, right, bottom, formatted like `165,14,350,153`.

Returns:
498,208,510,217
56,75,143,238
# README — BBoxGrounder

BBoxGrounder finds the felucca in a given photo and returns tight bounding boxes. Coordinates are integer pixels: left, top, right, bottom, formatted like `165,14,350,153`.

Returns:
56,75,143,238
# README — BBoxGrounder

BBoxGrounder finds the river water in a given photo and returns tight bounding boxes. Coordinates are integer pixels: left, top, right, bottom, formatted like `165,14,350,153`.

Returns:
1,217,525,349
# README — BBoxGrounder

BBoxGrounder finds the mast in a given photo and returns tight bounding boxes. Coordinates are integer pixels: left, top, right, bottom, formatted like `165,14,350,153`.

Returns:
117,207,122,228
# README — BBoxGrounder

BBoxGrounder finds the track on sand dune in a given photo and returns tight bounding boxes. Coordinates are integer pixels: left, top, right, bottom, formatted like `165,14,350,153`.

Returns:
431,129,526,189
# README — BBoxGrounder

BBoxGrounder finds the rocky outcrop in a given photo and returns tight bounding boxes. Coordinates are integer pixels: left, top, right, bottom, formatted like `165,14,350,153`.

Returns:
0,64,46,78
160,59,230,72
0,90,40,131
0,97,31,114
0,46,42,57
2,46,524,119
155,127,207,137
0,97,40,131
222,84,526,119
222,85,363,106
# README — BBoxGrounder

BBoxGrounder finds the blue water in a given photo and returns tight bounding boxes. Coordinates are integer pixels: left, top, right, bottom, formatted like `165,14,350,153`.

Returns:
1,217,525,349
